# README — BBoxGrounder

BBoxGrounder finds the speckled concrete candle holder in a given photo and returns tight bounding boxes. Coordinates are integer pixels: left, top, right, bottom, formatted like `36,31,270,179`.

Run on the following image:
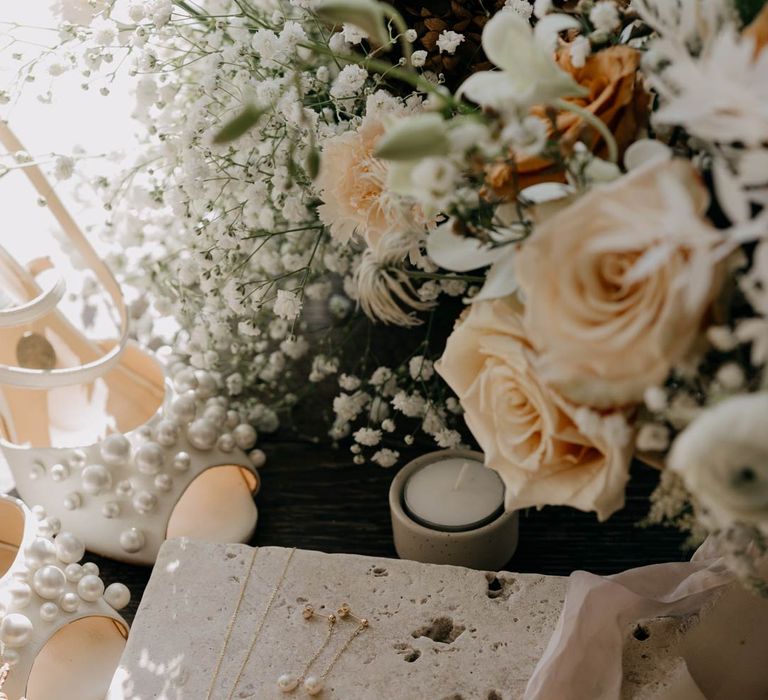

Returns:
389,449,519,570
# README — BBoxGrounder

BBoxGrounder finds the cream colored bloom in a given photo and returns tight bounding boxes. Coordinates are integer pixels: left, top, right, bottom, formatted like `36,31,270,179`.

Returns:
316,116,428,252
436,297,632,520
669,393,768,529
516,158,721,408
457,11,584,112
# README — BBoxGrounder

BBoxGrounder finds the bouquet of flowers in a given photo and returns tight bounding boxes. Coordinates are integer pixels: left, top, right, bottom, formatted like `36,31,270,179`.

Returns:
12,0,768,588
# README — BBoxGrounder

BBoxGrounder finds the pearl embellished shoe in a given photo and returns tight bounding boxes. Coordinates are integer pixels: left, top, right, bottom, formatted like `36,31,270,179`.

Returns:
0,495,129,700
0,123,261,565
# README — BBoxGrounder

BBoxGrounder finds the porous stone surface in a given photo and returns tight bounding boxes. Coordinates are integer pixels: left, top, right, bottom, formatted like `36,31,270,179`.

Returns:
108,541,688,700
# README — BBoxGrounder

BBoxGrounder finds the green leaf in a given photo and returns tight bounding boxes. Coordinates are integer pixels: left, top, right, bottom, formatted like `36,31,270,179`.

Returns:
306,148,321,180
314,0,390,46
374,113,450,161
736,0,767,24
212,104,267,144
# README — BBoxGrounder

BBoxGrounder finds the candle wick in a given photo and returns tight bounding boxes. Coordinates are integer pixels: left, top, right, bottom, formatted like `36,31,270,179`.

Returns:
453,462,471,491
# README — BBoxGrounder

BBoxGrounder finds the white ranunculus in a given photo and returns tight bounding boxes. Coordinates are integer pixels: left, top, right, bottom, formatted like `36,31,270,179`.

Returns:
669,393,768,529
457,12,585,112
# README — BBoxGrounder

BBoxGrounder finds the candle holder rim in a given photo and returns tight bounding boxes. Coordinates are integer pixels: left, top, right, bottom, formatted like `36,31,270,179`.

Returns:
389,449,516,540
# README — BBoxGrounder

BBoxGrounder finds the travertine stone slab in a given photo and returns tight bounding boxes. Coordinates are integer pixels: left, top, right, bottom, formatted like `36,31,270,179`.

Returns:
107,540,688,700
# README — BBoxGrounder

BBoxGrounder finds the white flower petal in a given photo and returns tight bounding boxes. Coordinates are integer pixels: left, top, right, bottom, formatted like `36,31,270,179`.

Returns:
457,71,533,110
481,11,536,73
533,14,581,52
713,158,750,225
472,249,518,301
624,139,672,171
426,220,501,272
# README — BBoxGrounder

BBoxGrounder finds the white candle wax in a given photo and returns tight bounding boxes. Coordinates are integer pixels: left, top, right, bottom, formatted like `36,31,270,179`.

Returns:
403,458,505,532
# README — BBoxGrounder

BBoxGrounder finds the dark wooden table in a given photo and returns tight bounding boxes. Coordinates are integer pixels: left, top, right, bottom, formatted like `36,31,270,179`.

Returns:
95,439,689,623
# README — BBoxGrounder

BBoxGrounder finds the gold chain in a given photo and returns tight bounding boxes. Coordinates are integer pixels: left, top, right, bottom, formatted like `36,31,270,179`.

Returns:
319,622,367,681
204,547,296,700
226,547,296,699
299,616,337,682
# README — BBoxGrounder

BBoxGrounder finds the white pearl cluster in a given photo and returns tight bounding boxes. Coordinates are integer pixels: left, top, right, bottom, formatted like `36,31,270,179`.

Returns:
0,506,130,668
26,361,263,556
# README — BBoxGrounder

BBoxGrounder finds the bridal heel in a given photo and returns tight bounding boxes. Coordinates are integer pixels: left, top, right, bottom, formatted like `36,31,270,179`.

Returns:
0,122,261,565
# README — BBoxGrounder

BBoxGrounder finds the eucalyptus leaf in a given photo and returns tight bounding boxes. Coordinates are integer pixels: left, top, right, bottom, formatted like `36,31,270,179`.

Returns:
213,104,268,144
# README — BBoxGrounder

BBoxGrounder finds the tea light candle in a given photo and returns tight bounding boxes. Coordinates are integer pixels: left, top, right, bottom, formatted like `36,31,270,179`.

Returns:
390,449,519,570
403,457,505,532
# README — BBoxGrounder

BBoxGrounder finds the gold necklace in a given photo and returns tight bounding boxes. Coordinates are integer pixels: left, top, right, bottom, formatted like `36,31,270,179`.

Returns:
205,547,296,700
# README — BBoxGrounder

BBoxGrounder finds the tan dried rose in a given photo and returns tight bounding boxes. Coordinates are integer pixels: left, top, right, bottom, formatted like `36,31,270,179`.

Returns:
316,115,428,252
515,158,722,409
436,297,632,520
486,45,650,198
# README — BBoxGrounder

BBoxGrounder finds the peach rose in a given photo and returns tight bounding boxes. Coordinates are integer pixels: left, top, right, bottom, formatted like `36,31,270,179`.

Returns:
317,115,427,251
486,45,650,198
436,297,632,520
515,158,721,409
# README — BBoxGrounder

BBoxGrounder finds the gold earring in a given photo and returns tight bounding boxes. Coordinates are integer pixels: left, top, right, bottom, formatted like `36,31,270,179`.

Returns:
277,605,337,695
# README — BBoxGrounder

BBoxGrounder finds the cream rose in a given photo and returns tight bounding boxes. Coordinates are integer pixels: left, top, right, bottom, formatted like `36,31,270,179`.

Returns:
316,115,428,252
515,158,721,409
436,297,632,520
669,393,768,529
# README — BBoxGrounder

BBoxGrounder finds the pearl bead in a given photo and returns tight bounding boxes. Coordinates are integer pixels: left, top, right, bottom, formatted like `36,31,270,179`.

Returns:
11,569,29,583
68,449,87,469
65,563,83,582
24,537,56,569
173,368,199,394
137,425,153,441
304,675,325,695
53,531,84,564
116,480,133,496
172,451,191,472
29,464,43,481
203,405,227,428
100,434,131,466
37,517,60,539
102,501,121,519
120,528,145,553
233,424,258,451
32,565,66,600
2,649,19,667
50,463,70,481
170,394,197,424
77,574,105,602
31,506,47,521
63,492,82,510
155,420,179,448
59,592,80,613
194,370,218,399
81,464,112,495
155,474,173,492
132,490,157,514
40,602,59,622
104,583,131,611
225,410,241,430
0,614,33,648
277,674,299,692
9,582,32,608
135,442,165,475
249,449,267,468
82,562,99,577
187,418,218,451
217,433,235,453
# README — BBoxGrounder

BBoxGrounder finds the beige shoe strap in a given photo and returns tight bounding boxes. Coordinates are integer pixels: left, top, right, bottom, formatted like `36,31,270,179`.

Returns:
0,120,129,389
